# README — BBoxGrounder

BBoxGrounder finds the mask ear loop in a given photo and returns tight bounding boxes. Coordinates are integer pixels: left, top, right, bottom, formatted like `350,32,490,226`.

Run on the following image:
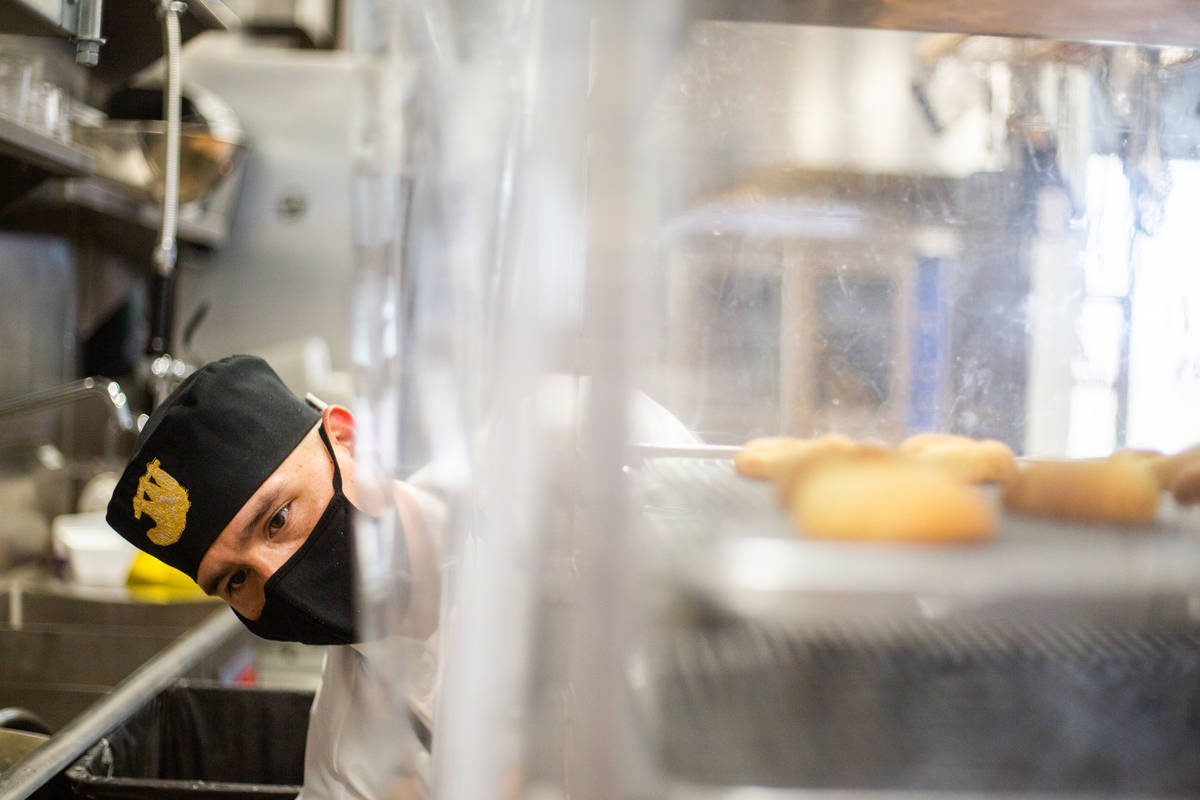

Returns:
317,424,345,493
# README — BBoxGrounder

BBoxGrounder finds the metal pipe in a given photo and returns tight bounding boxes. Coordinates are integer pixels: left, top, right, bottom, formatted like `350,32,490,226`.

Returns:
155,0,185,279
0,607,242,800
0,378,135,436
148,0,187,360
72,0,106,66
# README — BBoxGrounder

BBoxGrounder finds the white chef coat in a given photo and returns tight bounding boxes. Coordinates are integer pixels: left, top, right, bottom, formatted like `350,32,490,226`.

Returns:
297,476,444,800
296,378,697,800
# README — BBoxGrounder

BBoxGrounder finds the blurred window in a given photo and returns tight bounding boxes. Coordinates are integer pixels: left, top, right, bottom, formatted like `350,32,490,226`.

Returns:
813,275,894,410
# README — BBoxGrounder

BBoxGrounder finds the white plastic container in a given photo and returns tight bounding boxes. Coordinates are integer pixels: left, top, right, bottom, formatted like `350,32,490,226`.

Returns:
52,512,138,586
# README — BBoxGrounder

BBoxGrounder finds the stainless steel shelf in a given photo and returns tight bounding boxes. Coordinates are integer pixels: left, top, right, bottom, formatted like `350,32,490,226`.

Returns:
8,176,237,248
186,0,238,31
635,479,1200,797
0,117,93,177
691,0,1200,49
0,0,66,37
56,177,231,246
634,454,1200,624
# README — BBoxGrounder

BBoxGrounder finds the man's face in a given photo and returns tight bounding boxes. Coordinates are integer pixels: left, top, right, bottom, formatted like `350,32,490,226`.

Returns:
195,419,346,620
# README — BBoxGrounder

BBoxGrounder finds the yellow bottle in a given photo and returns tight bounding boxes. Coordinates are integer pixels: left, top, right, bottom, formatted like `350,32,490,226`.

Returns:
125,551,207,602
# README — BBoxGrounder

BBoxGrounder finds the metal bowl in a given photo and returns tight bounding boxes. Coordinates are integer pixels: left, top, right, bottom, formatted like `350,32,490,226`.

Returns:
72,120,247,204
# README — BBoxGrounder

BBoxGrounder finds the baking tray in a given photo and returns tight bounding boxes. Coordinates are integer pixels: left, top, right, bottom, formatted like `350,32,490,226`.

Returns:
631,445,1200,624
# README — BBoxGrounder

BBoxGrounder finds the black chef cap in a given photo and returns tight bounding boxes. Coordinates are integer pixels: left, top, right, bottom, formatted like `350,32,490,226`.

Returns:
106,355,321,580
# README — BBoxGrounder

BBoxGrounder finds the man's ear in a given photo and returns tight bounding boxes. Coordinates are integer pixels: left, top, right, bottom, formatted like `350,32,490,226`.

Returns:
322,405,356,457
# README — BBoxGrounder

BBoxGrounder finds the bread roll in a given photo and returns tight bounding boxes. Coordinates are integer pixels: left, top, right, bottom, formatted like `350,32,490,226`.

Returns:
897,432,962,456
1002,454,1160,525
790,457,994,543
1144,444,1200,489
734,434,857,483
1170,460,1200,505
759,435,866,499
1113,448,1162,461
908,438,1018,485
733,437,804,480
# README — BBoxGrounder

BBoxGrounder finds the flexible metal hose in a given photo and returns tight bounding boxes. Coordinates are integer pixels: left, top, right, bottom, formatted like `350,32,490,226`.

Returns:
155,0,186,277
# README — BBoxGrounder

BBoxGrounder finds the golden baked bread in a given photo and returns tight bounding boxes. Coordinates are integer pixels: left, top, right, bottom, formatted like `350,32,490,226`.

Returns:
732,437,805,480
734,434,858,484
896,432,962,456
1002,453,1160,525
789,457,994,542
1113,448,1162,461
905,437,1018,485
1144,444,1200,490
759,435,866,499
1170,460,1200,505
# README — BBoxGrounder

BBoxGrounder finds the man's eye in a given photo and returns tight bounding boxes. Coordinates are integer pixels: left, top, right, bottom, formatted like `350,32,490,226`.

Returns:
268,504,290,533
227,569,247,593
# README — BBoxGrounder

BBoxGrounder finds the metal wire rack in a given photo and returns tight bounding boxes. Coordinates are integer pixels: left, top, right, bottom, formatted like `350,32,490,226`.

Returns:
628,450,1200,796
638,616,1200,793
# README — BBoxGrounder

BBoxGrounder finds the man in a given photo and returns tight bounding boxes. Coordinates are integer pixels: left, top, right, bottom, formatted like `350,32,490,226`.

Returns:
107,355,443,798
107,354,698,798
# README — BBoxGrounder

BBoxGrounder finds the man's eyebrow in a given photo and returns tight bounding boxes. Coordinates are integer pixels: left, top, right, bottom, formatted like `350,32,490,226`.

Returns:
200,486,281,595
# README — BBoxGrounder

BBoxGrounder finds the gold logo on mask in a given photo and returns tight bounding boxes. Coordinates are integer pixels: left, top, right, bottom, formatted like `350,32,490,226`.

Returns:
132,458,190,546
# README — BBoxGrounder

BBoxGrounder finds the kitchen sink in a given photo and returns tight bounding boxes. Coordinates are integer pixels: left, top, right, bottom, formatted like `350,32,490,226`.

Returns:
0,584,218,630
0,576,223,730
0,632,179,730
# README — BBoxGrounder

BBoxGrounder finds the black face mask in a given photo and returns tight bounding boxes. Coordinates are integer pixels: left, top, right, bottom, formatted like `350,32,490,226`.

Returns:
235,425,360,645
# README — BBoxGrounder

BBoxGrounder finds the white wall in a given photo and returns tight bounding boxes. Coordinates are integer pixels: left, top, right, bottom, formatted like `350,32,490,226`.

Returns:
172,34,358,373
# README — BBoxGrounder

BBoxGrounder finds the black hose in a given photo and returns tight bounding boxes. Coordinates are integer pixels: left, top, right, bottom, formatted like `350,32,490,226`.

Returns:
146,271,176,357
